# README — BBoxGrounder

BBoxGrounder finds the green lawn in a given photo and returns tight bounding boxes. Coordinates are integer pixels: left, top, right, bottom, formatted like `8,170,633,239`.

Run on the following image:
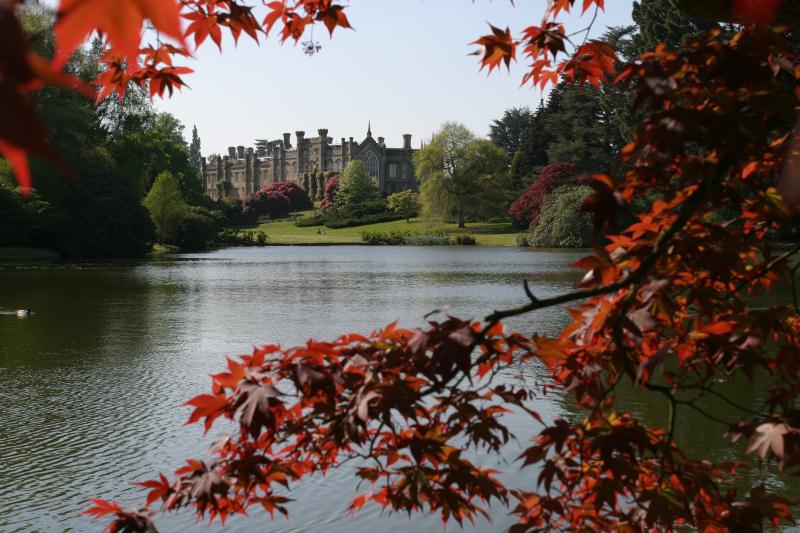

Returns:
233,210,522,246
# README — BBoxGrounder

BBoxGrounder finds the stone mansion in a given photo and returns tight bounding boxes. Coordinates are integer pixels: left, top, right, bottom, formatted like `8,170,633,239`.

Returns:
202,124,418,200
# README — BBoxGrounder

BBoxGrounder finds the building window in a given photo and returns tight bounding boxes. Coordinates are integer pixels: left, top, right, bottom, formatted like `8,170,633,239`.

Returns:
363,151,379,177
389,163,397,178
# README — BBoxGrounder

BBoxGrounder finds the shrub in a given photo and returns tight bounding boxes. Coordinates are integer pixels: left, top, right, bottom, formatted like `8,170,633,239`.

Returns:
319,173,341,212
515,233,530,247
243,182,311,220
361,231,408,245
338,198,387,218
217,229,269,246
271,181,312,211
527,185,593,248
508,162,589,229
176,207,219,251
387,189,420,222
453,234,477,245
243,189,292,220
404,232,451,246
360,231,452,246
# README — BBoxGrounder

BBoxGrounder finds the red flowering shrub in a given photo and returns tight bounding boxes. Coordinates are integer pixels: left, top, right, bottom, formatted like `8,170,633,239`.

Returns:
508,162,589,228
243,182,311,220
319,173,341,212
243,189,292,220
272,181,313,211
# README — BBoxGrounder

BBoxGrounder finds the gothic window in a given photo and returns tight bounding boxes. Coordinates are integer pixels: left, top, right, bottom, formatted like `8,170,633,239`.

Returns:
389,163,397,178
363,151,379,177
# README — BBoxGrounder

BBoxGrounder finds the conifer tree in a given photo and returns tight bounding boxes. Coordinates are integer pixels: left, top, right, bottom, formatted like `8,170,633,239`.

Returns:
188,125,202,177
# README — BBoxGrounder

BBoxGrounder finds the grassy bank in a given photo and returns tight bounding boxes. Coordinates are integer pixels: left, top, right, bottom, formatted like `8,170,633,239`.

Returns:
0,247,60,261
233,211,521,246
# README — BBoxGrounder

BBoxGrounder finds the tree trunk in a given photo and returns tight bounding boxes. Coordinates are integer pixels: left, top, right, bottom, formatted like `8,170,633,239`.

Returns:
458,206,465,229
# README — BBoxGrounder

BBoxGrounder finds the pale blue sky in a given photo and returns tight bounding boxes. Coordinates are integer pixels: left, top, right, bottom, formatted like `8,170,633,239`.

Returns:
154,1,635,155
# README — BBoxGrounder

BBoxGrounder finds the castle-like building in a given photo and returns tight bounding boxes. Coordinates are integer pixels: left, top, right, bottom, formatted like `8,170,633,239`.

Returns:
202,124,418,200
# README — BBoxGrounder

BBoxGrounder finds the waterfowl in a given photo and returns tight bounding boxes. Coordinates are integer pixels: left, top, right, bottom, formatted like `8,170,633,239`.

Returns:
16,309,30,318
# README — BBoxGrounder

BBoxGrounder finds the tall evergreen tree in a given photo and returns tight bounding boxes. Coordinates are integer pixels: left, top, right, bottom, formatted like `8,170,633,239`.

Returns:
631,0,717,54
489,107,535,160
542,83,623,173
488,104,550,187
189,125,202,176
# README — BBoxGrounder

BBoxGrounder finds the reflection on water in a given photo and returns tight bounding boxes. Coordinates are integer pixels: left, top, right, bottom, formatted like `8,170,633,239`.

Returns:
0,246,795,532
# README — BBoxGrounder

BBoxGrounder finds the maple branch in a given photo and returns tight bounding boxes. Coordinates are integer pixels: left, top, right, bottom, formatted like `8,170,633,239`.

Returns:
659,395,677,484
485,166,718,330
684,383,763,416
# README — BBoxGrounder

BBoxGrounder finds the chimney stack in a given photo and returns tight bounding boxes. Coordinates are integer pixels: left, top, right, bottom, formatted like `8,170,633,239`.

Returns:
283,132,291,148
227,147,236,159
237,145,245,160
403,134,412,150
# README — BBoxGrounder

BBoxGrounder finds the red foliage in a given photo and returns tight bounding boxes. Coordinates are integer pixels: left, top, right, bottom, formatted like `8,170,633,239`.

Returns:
508,162,589,228
89,25,800,532
243,182,311,219
242,189,291,220
319,173,340,212
270,181,313,211
96,316,532,527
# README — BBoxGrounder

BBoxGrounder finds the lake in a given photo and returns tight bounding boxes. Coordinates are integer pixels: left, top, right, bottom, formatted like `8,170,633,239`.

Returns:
0,246,794,531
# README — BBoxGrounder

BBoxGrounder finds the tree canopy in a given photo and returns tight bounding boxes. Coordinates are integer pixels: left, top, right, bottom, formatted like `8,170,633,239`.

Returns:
335,161,382,210
415,122,507,228
143,171,186,244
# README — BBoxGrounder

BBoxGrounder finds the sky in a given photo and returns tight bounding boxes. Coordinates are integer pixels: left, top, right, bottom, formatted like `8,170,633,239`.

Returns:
154,1,635,156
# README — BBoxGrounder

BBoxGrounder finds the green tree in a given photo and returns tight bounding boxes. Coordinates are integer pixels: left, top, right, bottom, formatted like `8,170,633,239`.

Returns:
489,107,535,161
415,123,507,228
386,189,419,222
335,161,381,210
631,0,717,54
14,6,153,257
175,206,219,251
188,125,202,177
541,83,623,173
143,171,186,244
109,111,200,201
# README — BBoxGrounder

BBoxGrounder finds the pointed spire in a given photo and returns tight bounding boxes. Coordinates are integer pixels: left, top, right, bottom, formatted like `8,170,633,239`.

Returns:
367,120,372,138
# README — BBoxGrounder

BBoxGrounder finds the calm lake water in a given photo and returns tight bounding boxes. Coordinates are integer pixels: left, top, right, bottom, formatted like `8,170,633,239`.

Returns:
0,246,795,532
